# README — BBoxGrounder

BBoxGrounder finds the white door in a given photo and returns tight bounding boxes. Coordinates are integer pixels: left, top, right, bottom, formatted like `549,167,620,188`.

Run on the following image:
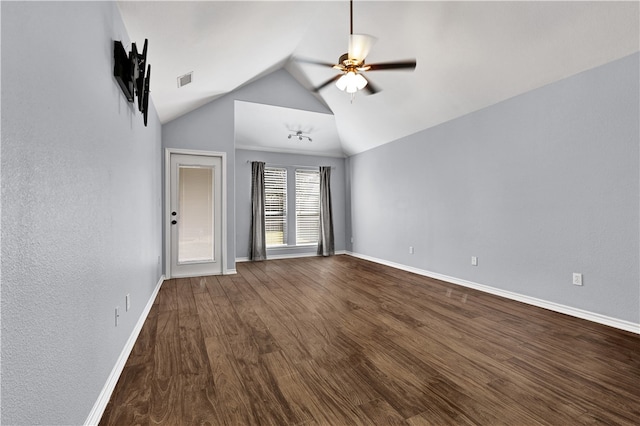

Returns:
169,153,223,277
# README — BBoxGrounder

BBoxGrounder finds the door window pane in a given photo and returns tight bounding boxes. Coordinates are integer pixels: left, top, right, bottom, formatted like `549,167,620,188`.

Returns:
178,166,214,263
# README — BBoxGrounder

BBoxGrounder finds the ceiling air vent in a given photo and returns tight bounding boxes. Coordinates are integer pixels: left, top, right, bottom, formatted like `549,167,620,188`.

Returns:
177,72,193,88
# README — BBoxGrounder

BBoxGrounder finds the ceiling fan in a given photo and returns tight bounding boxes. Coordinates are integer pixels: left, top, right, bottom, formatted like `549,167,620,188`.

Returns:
299,0,416,97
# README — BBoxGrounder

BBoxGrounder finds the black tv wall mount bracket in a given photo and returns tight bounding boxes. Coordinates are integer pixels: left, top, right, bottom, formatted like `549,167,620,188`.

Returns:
113,39,151,127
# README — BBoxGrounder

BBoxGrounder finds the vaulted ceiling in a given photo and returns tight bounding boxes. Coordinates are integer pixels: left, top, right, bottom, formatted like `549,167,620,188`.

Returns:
118,1,639,156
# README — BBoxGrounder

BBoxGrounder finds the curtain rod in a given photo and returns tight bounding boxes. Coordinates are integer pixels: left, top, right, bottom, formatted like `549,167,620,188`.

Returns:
246,161,334,169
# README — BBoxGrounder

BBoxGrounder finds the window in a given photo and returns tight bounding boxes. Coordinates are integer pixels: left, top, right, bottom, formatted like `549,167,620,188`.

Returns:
264,168,286,246
263,167,320,247
295,169,320,245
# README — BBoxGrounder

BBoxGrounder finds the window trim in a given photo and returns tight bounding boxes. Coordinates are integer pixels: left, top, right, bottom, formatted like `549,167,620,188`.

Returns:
262,165,320,249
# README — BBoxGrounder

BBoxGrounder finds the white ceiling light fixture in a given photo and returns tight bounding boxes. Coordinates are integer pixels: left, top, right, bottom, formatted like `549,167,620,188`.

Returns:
288,131,312,142
335,70,368,93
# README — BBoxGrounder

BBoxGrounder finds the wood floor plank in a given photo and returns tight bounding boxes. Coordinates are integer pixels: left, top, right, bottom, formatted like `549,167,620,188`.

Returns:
260,350,300,379
203,335,256,425
193,291,225,338
180,374,221,426
126,303,158,367
177,313,209,376
227,332,301,425
243,261,282,290
265,370,328,425
218,274,245,302
230,273,261,301
156,279,177,312
251,301,312,363
99,363,153,426
292,358,372,425
175,277,197,314
204,275,225,298
153,310,180,381
405,408,476,426
101,256,640,426
231,298,281,354
346,351,437,419
149,376,182,424
189,276,212,294
486,376,583,425
210,293,246,336
357,398,408,425
268,261,354,316
296,357,379,407
504,356,640,424
236,263,273,295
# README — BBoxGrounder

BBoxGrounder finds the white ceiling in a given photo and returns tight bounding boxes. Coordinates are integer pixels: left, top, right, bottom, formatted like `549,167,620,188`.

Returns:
118,1,639,157
235,101,343,157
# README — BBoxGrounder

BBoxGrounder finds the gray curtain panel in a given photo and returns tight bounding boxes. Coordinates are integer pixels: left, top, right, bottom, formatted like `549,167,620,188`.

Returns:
250,161,267,261
317,166,335,256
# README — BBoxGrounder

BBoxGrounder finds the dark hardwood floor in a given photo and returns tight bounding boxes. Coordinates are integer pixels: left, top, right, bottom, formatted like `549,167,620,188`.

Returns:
100,255,640,425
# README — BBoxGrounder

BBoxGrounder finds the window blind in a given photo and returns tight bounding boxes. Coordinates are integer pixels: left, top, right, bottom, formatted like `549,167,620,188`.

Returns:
295,169,320,245
264,168,287,246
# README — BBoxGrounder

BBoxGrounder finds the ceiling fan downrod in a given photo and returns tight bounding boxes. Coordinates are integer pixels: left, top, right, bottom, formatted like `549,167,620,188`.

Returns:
350,0,353,35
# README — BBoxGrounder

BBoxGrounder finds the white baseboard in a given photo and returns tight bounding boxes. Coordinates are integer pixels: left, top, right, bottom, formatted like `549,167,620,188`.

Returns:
84,275,165,425
268,251,324,260
347,252,639,335
236,250,347,263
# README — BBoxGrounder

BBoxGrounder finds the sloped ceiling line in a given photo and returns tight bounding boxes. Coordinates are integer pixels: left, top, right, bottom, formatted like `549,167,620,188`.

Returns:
118,1,639,156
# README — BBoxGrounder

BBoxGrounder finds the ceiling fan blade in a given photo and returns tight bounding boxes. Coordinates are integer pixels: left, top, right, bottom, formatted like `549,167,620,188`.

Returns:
363,77,380,95
294,57,337,68
313,75,341,92
367,60,417,71
348,34,376,63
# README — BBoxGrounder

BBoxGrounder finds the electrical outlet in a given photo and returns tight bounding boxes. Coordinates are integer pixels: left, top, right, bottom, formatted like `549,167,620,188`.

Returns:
115,307,120,327
409,246,414,254
126,294,130,312
471,256,478,266
573,273,583,286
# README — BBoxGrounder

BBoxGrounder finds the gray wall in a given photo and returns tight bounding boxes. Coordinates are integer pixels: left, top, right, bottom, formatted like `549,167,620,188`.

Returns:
349,53,639,324
162,68,332,271
1,2,163,424
236,149,347,259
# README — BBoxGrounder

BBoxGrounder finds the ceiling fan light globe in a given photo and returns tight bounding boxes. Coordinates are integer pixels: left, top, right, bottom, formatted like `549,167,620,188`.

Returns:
348,34,376,63
335,73,349,91
337,71,364,93
354,73,368,90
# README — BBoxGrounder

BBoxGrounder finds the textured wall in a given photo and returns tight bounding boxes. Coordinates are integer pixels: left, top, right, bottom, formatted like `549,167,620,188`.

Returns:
235,149,347,259
162,69,332,270
1,2,163,424
349,53,639,323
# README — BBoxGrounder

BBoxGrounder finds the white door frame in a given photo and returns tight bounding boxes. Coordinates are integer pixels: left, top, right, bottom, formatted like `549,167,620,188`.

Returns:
165,148,227,278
